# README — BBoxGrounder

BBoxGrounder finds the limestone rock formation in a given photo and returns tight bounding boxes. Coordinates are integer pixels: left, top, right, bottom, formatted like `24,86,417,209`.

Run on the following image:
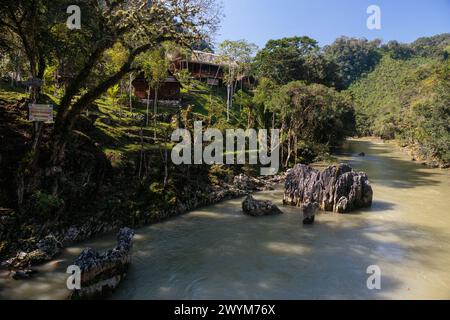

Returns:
302,202,319,225
284,164,373,213
70,228,135,300
6,235,62,270
233,174,260,191
242,195,283,217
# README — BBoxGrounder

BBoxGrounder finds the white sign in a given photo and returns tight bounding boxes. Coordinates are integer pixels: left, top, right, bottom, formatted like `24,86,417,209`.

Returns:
29,104,53,122
207,78,219,86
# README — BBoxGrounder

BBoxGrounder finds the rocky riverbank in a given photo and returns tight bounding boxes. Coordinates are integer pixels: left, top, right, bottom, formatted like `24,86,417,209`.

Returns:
1,172,285,274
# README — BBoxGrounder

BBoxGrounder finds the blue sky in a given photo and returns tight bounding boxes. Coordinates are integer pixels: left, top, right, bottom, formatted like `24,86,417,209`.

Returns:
216,0,450,48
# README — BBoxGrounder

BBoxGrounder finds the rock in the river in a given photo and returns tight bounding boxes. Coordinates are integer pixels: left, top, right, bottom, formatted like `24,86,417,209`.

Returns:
6,235,62,269
242,195,283,217
70,228,134,300
302,202,319,225
284,164,373,213
36,235,62,258
11,269,37,280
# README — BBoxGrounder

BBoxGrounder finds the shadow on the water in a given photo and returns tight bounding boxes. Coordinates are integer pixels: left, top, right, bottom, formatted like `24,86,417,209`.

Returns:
338,139,441,189
367,200,397,213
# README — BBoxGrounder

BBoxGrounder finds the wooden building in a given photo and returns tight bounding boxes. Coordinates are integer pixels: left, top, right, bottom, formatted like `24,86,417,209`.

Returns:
131,50,255,103
132,73,181,101
170,50,231,86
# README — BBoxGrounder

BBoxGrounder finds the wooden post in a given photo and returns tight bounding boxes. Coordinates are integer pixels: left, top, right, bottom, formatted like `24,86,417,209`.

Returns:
129,73,133,113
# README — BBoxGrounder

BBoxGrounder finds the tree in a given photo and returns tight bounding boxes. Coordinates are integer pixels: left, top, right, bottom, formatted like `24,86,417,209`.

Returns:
137,47,168,129
218,40,258,121
271,81,355,166
233,90,254,128
0,0,60,102
253,36,319,85
107,84,120,115
324,37,382,88
383,40,415,60
411,33,450,58
1,0,221,201
252,77,279,128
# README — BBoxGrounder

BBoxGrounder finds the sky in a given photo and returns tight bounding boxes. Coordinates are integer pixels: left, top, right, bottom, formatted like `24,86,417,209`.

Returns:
215,0,450,48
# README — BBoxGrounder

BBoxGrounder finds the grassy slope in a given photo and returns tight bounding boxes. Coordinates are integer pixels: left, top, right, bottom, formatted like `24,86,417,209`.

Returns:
1,79,244,257
0,78,234,170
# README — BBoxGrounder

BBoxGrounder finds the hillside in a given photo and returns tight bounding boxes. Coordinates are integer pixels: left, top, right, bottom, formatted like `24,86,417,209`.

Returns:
349,55,450,167
0,80,240,259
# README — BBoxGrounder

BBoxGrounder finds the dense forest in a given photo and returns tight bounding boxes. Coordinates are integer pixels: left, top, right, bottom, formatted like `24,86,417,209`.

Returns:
0,1,448,261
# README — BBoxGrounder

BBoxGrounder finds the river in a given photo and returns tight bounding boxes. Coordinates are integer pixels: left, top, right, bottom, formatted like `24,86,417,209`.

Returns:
1,138,450,300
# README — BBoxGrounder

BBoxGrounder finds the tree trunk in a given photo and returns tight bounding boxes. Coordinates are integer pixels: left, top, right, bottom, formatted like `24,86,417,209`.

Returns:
272,112,275,129
146,87,150,127
285,132,292,168
129,73,133,113
226,84,231,122
154,88,158,139
163,127,168,189
294,135,298,164
138,129,144,180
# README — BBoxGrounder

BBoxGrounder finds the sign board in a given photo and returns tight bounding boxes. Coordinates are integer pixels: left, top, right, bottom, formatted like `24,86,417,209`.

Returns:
24,78,43,88
29,104,53,122
207,78,219,86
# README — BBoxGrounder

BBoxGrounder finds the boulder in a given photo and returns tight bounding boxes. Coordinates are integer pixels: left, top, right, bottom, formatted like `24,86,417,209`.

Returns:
233,174,259,191
6,235,62,269
11,269,37,280
302,202,319,225
70,228,134,300
242,195,283,217
36,235,62,259
284,164,373,213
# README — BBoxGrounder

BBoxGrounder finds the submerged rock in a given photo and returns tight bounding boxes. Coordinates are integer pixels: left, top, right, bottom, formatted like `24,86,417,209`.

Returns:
11,269,37,280
242,195,283,217
284,164,373,213
70,228,134,300
302,202,319,225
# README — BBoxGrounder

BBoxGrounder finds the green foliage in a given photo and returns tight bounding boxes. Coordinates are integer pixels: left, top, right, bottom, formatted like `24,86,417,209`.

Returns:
271,81,355,163
411,33,450,58
349,54,450,165
253,36,320,85
324,37,382,88
31,191,65,220
137,47,170,90
175,68,193,90
107,84,120,101
233,90,256,128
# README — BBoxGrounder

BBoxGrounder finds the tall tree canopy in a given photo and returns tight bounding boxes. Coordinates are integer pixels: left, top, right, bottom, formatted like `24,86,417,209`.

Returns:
1,0,221,198
324,37,382,88
253,36,319,85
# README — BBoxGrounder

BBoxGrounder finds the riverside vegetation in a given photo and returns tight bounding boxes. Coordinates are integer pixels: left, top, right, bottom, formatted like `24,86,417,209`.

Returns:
0,1,449,273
